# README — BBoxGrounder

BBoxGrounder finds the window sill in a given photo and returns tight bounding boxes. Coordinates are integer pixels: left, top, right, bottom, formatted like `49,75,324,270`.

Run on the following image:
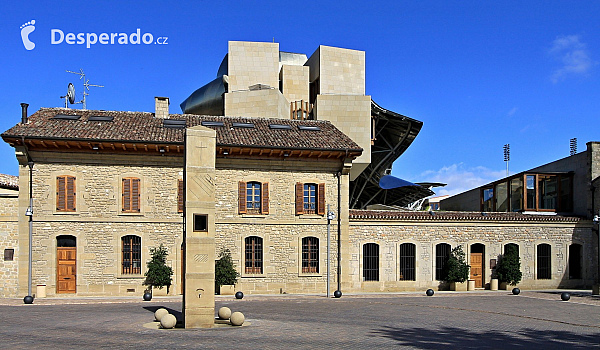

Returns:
119,212,144,216
53,211,79,215
298,215,323,219
241,214,266,218
299,273,322,277
241,274,266,278
117,275,144,279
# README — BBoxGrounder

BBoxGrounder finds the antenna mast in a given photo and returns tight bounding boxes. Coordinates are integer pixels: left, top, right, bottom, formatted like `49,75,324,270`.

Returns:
66,69,104,109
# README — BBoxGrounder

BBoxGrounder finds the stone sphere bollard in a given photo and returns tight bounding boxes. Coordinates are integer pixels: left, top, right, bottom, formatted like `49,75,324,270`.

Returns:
143,292,152,301
426,289,434,296
160,314,177,329
512,288,520,295
154,308,169,321
333,290,342,298
23,295,34,304
235,291,244,299
561,292,571,301
230,311,245,326
218,307,232,320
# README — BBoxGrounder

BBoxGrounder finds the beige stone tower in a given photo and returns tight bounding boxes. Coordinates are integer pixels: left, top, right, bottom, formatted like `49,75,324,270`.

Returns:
183,125,217,328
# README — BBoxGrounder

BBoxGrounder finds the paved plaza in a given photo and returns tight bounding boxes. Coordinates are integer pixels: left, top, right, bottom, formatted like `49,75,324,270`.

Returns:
2,290,599,349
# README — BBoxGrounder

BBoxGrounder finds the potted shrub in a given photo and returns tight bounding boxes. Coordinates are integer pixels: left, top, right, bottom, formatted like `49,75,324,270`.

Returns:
144,244,174,296
496,245,522,289
444,245,470,291
215,248,240,295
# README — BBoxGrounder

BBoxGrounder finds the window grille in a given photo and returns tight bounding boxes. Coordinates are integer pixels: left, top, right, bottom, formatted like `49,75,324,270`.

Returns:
302,237,319,273
122,235,141,274
537,244,551,279
435,243,451,281
399,243,416,281
245,236,263,274
363,243,379,281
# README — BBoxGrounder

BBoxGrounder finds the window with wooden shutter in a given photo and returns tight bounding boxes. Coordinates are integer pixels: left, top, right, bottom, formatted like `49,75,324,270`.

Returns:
122,177,141,213
295,183,304,215
238,181,247,214
56,175,76,212
178,179,184,213
317,183,325,215
261,182,269,214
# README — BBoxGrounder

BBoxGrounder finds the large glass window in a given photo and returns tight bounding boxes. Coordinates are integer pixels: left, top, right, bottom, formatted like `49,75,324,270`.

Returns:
495,182,508,212
537,244,551,279
526,175,536,210
122,235,141,274
482,188,493,212
539,175,558,210
302,237,319,273
399,243,416,281
510,177,523,212
363,243,379,281
435,243,451,281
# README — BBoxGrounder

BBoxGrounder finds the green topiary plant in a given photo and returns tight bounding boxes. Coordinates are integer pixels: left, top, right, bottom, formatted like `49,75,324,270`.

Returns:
215,248,240,294
496,245,522,286
144,244,173,294
444,245,470,283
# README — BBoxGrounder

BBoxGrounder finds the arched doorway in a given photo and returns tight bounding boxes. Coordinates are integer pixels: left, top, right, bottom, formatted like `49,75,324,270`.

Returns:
56,235,76,294
470,243,485,288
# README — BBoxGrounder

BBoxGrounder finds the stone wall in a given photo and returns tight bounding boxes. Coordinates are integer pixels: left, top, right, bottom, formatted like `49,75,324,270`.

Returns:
0,192,18,297
227,41,279,91
348,219,597,291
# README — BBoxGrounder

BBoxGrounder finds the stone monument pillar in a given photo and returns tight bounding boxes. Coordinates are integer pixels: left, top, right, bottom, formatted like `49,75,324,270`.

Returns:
184,125,216,328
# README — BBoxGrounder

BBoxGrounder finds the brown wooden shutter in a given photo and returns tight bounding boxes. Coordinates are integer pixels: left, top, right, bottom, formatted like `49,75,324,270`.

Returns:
238,181,247,214
317,183,326,215
66,176,76,211
261,182,269,215
178,179,184,213
57,176,66,211
295,182,304,215
122,178,131,212
132,178,140,212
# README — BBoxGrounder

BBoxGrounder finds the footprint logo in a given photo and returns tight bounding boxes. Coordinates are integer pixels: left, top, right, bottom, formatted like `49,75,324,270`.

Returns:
20,20,36,51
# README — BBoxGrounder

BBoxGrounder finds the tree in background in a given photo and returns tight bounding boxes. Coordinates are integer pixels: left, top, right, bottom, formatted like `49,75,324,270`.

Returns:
144,244,173,294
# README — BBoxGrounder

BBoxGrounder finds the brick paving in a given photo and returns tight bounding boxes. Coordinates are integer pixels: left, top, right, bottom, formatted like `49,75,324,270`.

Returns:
1,290,599,349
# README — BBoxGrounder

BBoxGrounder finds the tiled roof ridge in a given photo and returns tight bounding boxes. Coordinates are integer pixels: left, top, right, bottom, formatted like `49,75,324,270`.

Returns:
349,209,583,222
0,173,18,190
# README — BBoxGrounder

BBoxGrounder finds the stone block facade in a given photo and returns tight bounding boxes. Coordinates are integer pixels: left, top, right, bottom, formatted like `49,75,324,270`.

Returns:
0,193,18,297
227,41,280,91
347,218,597,291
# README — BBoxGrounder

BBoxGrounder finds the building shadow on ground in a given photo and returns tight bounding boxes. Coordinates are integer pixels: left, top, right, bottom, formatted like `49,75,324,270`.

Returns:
371,325,599,349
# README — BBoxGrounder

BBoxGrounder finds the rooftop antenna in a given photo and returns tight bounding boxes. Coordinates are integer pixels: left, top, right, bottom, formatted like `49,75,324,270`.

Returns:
503,144,510,177
570,138,577,156
65,69,104,109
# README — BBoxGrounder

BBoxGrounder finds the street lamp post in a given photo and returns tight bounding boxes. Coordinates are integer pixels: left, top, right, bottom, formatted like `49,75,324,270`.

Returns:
326,205,335,298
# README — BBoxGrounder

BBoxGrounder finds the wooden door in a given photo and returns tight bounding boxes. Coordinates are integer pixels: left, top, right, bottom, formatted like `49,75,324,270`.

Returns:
470,253,483,288
57,247,76,293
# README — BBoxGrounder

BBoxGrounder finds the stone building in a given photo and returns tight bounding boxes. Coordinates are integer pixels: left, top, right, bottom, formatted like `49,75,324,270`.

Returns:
1,41,597,299
0,174,18,297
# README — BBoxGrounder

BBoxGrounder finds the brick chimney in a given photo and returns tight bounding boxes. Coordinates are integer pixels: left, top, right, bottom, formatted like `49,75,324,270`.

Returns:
155,97,170,119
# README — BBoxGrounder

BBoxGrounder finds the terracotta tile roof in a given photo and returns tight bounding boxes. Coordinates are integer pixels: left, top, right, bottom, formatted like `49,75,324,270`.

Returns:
0,173,18,190
2,108,362,152
349,210,583,222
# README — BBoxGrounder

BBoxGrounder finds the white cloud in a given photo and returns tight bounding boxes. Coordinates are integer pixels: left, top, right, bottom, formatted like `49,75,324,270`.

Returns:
549,35,594,83
419,163,506,197
507,107,518,117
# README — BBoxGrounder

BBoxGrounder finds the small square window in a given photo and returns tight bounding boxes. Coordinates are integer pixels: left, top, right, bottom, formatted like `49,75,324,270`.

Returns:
4,249,14,261
193,214,208,232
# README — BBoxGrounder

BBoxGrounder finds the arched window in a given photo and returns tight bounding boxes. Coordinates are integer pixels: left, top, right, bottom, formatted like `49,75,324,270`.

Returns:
537,244,551,279
238,182,269,215
295,182,325,215
247,182,261,213
122,235,141,274
363,243,379,281
245,236,263,274
302,237,319,273
399,243,416,281
569,244,582,279
435,243,451,281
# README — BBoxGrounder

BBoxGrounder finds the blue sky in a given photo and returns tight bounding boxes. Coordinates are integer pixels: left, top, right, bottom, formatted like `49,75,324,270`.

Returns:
1,1,598,197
